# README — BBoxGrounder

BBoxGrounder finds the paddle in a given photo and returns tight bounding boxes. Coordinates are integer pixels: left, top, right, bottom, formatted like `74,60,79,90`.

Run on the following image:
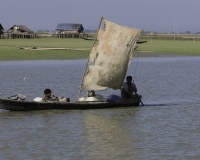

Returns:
135,92,144,106
139,97,144,106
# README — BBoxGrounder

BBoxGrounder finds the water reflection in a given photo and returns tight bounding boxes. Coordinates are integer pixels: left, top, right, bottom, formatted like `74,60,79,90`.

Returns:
1,57,200,159
82,108,139,159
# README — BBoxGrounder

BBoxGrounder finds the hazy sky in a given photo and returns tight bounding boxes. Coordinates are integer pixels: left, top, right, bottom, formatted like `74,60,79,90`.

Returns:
0,0,199,33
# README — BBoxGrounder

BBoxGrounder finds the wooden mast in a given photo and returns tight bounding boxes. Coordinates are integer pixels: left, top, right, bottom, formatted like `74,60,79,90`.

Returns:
77,17,104,100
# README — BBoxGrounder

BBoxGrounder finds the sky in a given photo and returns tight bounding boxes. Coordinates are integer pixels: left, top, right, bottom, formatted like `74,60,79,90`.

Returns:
0,0,200,33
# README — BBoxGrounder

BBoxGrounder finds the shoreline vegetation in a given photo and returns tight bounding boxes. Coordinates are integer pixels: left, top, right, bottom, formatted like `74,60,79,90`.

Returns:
0,38,199,61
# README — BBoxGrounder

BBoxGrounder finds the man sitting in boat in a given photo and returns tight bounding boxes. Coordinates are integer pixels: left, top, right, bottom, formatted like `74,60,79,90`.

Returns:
42,89,59,102
121,76,138,99
42,89,70,102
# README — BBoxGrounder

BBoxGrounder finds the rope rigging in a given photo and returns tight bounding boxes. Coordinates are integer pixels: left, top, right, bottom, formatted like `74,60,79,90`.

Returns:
133,35,143,80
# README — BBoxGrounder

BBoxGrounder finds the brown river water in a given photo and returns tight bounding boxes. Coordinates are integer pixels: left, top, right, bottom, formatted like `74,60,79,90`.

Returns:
0,57,200,159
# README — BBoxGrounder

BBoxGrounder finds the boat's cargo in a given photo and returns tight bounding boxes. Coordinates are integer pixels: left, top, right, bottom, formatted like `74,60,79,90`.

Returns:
7,94,26,101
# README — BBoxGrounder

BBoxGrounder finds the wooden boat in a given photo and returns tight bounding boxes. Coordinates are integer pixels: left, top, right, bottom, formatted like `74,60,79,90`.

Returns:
0,17,143,111
0,98,140,111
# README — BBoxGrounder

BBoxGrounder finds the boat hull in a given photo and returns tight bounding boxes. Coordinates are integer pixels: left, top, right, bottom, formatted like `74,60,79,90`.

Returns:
0,98,140,111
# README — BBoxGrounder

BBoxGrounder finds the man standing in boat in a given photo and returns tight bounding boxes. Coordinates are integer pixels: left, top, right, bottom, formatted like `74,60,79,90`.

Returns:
121,76,137,99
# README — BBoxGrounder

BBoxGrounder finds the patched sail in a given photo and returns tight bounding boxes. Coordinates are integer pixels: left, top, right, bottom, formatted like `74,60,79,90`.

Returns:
82,18,141,90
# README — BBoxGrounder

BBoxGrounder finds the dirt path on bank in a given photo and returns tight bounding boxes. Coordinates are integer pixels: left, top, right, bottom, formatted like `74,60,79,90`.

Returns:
17,46,91,51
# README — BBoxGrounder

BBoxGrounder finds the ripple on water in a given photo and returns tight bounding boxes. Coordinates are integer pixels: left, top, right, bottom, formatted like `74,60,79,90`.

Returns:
0,57,200,159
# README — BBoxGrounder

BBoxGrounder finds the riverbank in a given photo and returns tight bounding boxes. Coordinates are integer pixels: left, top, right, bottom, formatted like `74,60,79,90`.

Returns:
0,38,199,60
138,39,200,57
0,39,93,60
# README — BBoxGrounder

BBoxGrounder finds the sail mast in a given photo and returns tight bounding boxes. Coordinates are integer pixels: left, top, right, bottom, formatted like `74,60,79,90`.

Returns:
78,17,104,100
122,31,142,79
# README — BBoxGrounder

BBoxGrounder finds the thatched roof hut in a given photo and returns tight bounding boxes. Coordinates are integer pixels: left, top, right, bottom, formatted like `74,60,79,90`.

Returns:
0,23,4,34
9,25,33,34
56,23,84,33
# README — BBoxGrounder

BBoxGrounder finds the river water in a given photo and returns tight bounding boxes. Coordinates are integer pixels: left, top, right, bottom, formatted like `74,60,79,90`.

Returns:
0,57,200,159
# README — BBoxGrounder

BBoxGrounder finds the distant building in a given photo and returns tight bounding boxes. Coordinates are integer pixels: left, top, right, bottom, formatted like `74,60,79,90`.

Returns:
56,23,84,34
9,25,33,34
0,23,4,34
150,31,156,35
180,31,191,34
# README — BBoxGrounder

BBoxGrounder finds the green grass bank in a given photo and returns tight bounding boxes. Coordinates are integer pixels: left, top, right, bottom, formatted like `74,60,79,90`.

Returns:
0,38,93,61
137,39,200,57
0,38,199,61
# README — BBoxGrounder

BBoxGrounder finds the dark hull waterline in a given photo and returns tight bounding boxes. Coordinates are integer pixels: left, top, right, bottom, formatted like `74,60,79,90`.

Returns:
0,98,140,111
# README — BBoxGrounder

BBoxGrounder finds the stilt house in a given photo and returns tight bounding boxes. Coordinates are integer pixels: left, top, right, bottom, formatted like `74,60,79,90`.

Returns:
9,25,33,34
56,23,84,34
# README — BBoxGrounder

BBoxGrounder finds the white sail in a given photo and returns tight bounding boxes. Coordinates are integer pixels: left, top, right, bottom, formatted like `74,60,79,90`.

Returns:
82,19,141,90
